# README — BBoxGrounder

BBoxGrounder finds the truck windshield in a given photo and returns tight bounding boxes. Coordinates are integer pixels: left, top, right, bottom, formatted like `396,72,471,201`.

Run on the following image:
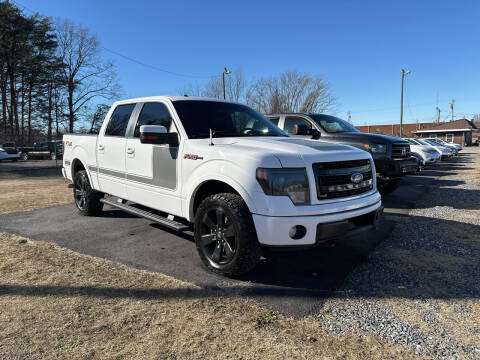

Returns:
309,114,359,133
172,100,286,139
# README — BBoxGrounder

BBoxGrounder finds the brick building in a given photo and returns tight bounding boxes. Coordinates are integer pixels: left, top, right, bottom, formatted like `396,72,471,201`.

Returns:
412,118,478,145
356,122,435,137
356,118,478,145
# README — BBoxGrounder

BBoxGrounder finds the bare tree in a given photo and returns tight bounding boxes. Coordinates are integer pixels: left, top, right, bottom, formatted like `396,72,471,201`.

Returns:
246,70,337,114
181,69,246,102
56,19,120,133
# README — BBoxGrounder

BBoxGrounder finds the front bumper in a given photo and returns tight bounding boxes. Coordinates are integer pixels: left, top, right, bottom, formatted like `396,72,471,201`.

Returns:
374,156,418,177
252,199,383,247
0,152,20,160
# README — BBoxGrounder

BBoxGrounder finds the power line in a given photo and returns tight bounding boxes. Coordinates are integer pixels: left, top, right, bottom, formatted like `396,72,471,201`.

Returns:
100,47,219,79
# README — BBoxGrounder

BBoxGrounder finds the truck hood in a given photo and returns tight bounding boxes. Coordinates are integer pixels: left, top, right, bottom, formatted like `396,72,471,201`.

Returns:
205,137,371,167
324,132,408,144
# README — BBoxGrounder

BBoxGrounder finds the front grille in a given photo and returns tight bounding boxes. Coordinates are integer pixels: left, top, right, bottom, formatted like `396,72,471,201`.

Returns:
313,159,373,200
391,143,411,158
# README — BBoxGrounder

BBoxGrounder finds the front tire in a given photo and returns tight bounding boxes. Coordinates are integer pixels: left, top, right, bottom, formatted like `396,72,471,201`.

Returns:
50,152,57,160
378,178,402,196
73,170,104,216
21,152,28,161
194,193,261,277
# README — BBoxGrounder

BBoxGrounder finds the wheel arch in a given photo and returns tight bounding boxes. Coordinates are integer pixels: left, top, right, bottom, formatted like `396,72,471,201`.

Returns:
71,158,93,185
188,178,255,222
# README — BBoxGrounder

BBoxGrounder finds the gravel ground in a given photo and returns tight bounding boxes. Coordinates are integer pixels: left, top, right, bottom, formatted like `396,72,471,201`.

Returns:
316,148,480,359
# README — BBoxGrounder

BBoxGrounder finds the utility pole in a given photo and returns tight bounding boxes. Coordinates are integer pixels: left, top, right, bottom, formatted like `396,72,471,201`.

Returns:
347,111,351,123
222,67,231,100
449,99,455,122
399,69,411,137
436,106,441,124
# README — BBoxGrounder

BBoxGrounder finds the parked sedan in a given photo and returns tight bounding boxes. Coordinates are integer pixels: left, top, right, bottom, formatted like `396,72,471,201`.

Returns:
425,138,458,155
0,142,21,161
404,138,440,164
433,138,462,152
420,139,454,159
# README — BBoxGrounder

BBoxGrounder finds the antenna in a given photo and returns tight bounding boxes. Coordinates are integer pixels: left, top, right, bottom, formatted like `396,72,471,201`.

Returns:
209,128,214,146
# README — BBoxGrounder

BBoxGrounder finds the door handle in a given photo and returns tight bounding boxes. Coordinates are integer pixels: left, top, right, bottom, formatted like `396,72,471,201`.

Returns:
126,147,135,155
98,144,104,151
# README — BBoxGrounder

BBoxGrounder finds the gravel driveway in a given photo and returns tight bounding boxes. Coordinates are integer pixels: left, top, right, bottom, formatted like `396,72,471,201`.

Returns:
316,148,480,359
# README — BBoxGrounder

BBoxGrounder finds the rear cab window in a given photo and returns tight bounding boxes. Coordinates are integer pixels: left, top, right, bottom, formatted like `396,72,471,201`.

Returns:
105,104,136,137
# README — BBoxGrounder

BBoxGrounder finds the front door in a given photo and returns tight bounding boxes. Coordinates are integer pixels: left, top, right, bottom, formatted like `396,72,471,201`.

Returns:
125,102,182,216
96,103,136,199
283,116,313,137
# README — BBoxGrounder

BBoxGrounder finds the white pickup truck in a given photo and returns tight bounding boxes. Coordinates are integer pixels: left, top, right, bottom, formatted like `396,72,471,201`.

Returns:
63,96,383,276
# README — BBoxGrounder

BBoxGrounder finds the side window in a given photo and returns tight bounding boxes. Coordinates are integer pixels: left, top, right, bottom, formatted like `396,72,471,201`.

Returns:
284,117,312,135
134,102,175,137
268,117,280,126
105,104,135,137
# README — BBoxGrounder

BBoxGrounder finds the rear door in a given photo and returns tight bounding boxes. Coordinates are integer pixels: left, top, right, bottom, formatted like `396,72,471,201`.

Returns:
96,103,136,198
125,101,182,215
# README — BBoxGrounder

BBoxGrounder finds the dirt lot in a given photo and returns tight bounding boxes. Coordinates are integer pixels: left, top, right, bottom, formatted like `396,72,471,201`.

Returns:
0,168,72,214
1,152,479,359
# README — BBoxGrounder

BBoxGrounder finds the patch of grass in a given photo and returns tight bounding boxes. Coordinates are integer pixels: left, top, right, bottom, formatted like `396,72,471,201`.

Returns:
61,341,83,353
255,310,278,328
17,238,27,244
0,173,72,215
0,232,421,359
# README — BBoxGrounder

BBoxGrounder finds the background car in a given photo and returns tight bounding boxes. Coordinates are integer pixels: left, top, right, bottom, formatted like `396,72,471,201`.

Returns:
425,138,458,155
404,138,440,164
0,142,21,161
18,140,63,160
420,139,453,159
433,138,462,152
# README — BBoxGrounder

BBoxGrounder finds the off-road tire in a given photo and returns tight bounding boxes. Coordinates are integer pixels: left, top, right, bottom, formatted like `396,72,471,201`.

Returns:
378,178,402,196
194,193,261,277
73,170,104,216
21,152,28,161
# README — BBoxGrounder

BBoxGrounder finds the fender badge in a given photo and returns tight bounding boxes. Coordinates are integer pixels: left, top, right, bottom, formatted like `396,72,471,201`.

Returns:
184,154,204,160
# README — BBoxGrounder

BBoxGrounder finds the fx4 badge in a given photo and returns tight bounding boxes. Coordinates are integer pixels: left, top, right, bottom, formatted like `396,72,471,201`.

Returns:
184,154,204,160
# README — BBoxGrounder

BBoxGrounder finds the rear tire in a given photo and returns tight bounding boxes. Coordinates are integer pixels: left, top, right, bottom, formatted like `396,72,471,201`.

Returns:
194,193,261,277
50,152,56,160
73,170,104,216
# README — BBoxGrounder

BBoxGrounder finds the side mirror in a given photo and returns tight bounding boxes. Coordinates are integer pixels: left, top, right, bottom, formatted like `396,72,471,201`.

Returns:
140,125,179,146
293,124,320,140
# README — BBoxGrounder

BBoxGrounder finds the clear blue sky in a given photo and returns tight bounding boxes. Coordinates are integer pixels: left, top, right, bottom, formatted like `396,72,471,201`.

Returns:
14,0,480,125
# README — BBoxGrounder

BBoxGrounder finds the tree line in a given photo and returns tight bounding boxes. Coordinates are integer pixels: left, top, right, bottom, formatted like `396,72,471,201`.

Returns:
181,69,337,115
0,2,119,145
1,2,338,145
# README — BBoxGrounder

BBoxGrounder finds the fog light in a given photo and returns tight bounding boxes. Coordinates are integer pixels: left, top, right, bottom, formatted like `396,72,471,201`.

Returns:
289,225,306,240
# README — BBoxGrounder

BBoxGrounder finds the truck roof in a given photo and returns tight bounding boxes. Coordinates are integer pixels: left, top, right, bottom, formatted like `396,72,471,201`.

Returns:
113,96,237,106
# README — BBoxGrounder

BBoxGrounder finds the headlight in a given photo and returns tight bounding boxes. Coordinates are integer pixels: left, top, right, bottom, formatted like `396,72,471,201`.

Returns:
256,168,310,205
0,148,5,152
364,143,387,154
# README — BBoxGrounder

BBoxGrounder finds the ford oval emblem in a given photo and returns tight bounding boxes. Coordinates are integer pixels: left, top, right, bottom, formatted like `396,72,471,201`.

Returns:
350,173,363,184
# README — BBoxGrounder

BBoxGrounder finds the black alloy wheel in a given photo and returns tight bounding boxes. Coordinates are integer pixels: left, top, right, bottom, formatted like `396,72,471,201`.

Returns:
199,207,237,267
74,173,88,211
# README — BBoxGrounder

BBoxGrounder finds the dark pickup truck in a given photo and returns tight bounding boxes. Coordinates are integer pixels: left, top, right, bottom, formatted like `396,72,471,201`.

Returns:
18,141,63,161
265,113,418,195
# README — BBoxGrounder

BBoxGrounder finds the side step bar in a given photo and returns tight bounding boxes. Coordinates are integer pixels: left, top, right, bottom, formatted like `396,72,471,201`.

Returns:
100,198,189,231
